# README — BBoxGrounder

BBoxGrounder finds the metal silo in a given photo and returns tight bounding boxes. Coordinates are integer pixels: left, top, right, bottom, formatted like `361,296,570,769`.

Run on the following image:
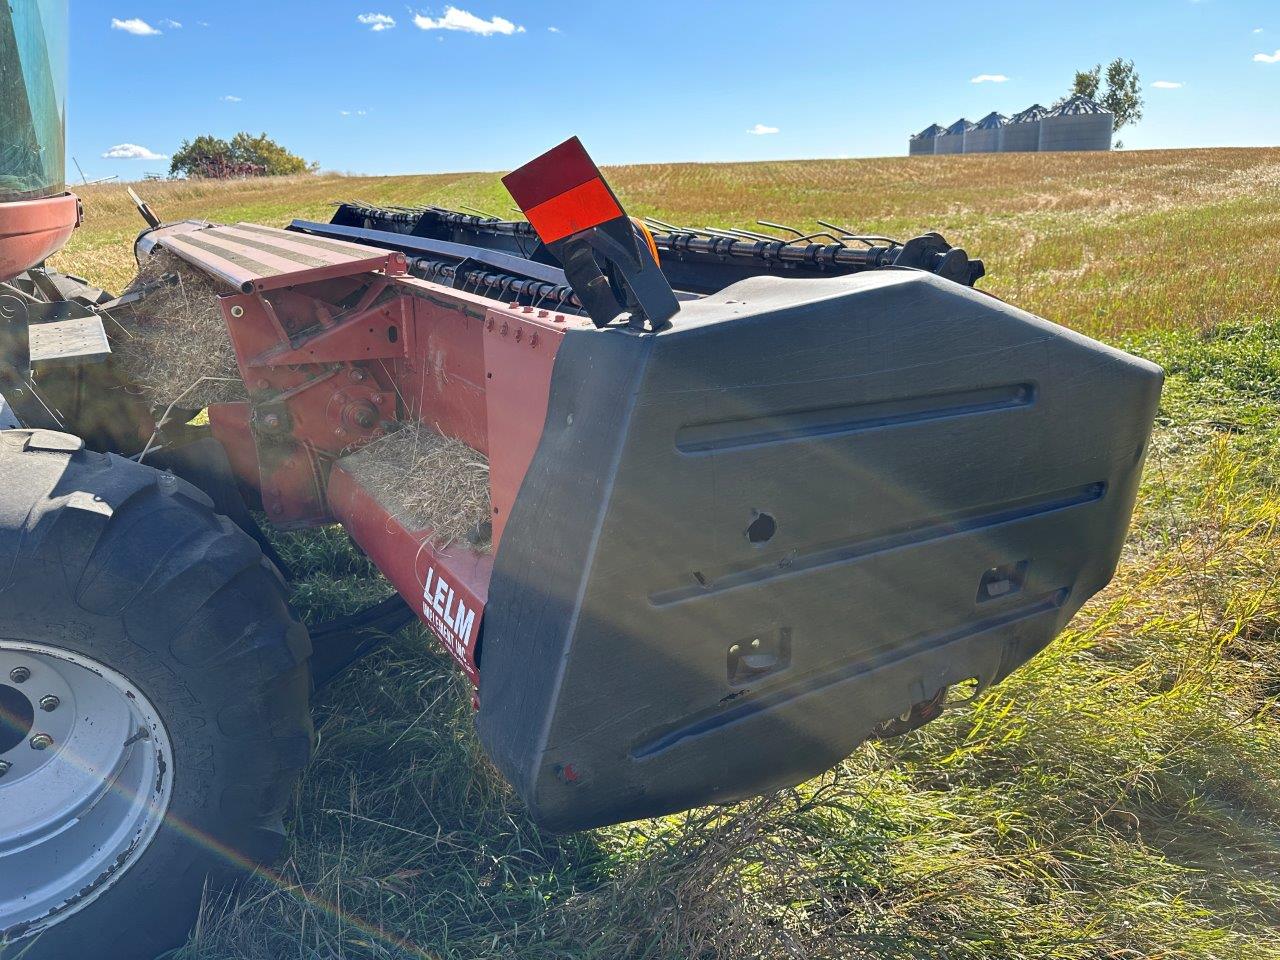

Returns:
909,123,943,156
934,118,971,155
964,112,1006,153
1038,96,1113,152
1001,104,1046,152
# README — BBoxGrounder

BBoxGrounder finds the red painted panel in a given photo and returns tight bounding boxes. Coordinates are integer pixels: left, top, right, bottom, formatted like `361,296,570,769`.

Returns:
207,402,259,490
482,303,573,545
328,463,491,684
400,282,490,455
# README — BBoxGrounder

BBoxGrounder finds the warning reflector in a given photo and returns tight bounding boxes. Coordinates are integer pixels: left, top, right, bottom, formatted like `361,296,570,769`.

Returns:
503,137,625,245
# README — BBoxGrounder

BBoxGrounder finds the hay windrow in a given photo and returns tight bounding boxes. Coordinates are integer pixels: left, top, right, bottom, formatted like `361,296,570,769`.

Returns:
110,249,246,408
340,423,491,549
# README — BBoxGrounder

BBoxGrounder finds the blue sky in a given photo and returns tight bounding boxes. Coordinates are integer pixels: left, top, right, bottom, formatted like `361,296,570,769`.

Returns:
70,0,1280,181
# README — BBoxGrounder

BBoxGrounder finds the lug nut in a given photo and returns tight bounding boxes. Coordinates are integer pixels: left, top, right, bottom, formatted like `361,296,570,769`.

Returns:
30,734,53,751
9,666,30,684
0,760,11,776
39,695,60,712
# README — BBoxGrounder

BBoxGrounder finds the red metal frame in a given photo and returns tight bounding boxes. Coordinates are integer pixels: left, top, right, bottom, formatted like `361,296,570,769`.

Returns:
206,256,582,682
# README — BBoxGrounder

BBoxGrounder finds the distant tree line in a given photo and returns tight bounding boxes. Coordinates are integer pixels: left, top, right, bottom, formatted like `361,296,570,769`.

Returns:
169,132,315,179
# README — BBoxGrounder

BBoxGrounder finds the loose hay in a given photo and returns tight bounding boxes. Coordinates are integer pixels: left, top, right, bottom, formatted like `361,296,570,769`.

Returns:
111,249,246,408
340,423,492,549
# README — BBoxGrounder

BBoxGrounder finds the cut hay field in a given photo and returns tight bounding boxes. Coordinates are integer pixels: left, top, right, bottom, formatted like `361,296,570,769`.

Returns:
58,147,1280,960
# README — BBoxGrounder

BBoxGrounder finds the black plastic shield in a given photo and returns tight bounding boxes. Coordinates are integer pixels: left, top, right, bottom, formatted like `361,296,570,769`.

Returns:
478,269,1162,831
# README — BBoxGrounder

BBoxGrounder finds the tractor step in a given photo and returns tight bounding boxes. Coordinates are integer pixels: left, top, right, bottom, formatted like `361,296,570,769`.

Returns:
27,314,110,368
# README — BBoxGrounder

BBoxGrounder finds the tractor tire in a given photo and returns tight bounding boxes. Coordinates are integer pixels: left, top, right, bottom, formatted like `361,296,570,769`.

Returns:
0,429,312,960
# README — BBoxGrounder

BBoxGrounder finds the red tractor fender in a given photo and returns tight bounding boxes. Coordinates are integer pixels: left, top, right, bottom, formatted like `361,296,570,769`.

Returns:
0,193,79,283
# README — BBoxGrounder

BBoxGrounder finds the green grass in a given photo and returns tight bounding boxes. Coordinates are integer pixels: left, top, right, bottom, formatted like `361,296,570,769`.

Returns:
57,148,1280,959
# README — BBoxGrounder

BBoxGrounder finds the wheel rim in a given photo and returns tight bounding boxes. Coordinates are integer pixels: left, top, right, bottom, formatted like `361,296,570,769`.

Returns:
0,640,174,939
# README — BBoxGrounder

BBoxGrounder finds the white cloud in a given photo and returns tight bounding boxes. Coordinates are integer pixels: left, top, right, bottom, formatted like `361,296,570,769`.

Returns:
970,73,1009,84
547,25,560,32
102,143,167,160
357,12,396,30
159,18,181,28
413,7,525,36
1254,48,1280,62
1151,80,1183,89
221,95,242,102
1254,27,1264,33
110,17,161,36
747,123,779,135
340,109,368,117
197,20,209,26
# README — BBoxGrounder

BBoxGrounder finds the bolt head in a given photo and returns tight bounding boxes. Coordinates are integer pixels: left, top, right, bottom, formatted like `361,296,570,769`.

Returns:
29,734,53,751
9,666,30,684
0,760,11,776
39,695,60,712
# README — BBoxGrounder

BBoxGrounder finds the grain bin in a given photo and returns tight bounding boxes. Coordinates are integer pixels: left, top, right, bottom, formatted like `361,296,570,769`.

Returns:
1001,104,1047,152
935,118,971,155
1038,96,1112,152
909,123,943,156
964,112,1006,153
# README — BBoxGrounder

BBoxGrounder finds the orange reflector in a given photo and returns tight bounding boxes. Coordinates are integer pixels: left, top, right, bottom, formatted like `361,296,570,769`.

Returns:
523,177,623,245
632,217,660,265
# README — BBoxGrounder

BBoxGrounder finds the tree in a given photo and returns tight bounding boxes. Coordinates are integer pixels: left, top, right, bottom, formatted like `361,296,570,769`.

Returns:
169,135,231,177
227,132,315,176
169,132,314,178
1072,65,1101,101
1067,58,1144,132
1101,58,1143,132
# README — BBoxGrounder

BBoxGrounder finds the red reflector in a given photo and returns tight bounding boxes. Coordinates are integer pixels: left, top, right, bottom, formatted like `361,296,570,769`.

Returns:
523,177,623,245
503,136,600,211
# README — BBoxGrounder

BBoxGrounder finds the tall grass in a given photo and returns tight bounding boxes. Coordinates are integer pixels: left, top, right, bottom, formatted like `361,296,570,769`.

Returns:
56,148,1280,959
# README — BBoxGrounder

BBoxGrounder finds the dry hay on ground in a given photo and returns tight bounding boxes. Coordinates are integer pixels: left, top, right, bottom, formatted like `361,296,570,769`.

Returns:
340,423,491,549
110,249,246,408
